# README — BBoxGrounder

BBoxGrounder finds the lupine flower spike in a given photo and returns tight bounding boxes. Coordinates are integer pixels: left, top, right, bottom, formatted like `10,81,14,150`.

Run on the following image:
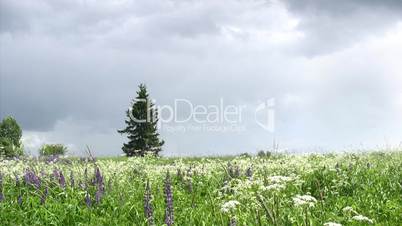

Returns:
164,172,174,226
144,179,154,225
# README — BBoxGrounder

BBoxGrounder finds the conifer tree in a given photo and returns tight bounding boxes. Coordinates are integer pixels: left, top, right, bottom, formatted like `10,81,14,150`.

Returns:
118,84,164,156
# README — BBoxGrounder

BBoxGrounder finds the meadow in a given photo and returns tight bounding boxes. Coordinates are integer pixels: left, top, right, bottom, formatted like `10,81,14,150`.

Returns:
0,151,401,225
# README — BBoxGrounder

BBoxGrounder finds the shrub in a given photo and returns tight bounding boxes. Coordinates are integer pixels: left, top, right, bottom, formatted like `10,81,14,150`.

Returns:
257,150,266,157
0,137,24,157
0,116,23,157
39,144,67,156
239,152,251,158
257,150,273,158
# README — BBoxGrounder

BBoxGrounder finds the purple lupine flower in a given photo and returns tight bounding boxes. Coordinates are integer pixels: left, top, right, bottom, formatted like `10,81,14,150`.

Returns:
70,171,75,188
95,187,103,204
40,187,48,205
53,169,60,179
144,179,154,225
23,169,41,189
95,167,104,190
164,172,174,226
59,171,66,189
0,192,4,202
17,195,22,205
85,191,91,207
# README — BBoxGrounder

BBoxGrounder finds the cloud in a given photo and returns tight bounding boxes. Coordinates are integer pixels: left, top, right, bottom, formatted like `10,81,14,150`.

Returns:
1,0,402,156
283,0,402,55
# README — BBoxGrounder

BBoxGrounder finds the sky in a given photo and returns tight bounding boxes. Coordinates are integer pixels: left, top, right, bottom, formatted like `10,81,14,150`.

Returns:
1,0,402,156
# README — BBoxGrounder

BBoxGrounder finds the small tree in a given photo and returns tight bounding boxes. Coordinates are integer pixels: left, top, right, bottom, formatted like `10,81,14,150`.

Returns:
118,84,164,157
39,144,67,156
0,116,23,157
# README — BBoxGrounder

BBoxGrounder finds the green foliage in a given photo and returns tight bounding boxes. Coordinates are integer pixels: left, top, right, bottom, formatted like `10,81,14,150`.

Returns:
0,152,401,225
0,116,23,157
39,144,67,156
257,150,272,158
118,84,164,157
0,137,24,157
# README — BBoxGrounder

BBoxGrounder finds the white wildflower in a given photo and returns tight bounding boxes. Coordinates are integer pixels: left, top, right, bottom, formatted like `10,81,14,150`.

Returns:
352,215,373,224
263,183,285,191
268,176,293,183
324,222,342,226
342,206,354,213
293,194,317,207
221,200,240,213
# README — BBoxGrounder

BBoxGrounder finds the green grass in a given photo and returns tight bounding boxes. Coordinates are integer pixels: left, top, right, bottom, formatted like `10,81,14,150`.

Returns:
0,151,401,225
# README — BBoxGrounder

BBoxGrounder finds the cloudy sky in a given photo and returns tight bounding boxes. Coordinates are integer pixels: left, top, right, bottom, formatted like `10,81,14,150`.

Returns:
1,0,402,156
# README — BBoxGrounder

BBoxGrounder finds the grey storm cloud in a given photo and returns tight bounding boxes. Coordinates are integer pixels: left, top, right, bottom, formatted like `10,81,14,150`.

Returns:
1,0,401,156
283,0,402,55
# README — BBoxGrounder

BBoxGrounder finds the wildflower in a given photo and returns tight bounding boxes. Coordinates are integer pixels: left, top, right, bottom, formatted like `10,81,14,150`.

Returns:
59,171,65,189
0,173,3,202
292,195,317,208
268,176,292,183
24,169,40,189
234,165,240,178
221,200,240,213
352,215,373,224
85,191,91,207
40,187,48,205
176,169,183,181
95,167,102,185
342,206,353,212
164,172,174,226
187,178,193,193
70,171,75,188
53,169,59,179
15,173,20,186
324,222,342,226
17,195,22,205
95,189,102,203
245,167,253,178
342,206,357,214
144,179,154,225
229,217,237,226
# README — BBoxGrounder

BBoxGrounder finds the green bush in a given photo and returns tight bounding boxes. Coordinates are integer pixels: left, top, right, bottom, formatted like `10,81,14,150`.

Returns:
0,116,23,157
0,137,24,157
39,144,67,156
257,150,273,158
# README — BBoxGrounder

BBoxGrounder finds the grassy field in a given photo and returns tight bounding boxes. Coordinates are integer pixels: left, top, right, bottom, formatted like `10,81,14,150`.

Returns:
0,152,401,225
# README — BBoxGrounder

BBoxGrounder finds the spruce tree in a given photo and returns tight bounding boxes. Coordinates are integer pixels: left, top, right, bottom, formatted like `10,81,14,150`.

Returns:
118,84,164,157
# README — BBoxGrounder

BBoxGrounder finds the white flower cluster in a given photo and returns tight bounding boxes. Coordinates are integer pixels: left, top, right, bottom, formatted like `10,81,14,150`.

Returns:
342,206,354,213
342,206,374,224
221,200,240,213
292,194,317,208
323,222,342,226
352,215,374,224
